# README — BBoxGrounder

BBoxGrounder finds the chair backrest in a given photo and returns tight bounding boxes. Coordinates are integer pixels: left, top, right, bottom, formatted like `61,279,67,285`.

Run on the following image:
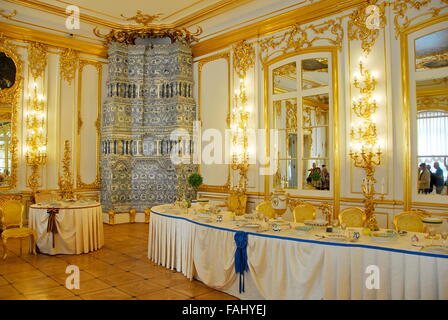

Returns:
339,207,366,227
393,212,425,232
0,199,25,228
293,204,316,223
255,201,275,219
35,191,59,203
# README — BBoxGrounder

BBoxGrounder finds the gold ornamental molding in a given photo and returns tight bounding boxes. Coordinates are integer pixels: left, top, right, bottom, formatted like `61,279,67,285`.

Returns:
348,0,387,54
93,25,203,45
392,0,448,38
93,10,202,45
233,40,255,79
0,9,17,19
59,48,78,84
58,140,74,200
76,59,102,191
28,41,47,79
197,51,231,192
259,18,344,65
0,34,21,191
121,11,163,25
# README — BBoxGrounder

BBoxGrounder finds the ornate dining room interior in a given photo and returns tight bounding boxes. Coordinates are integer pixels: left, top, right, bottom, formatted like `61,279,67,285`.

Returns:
0,0,447,301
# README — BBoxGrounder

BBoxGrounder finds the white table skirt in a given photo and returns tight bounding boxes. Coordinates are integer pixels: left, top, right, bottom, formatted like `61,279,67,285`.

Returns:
29,203,104,255
148,205,448,300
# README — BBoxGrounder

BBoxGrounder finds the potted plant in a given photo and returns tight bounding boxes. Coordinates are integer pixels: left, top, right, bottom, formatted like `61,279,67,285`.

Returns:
188,173,203,200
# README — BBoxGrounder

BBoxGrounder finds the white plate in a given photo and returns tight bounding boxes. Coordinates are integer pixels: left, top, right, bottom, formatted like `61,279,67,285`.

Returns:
243,224,260,228
370,236,397,243
323,234,347,242
421,245,448,255
195,217,213,223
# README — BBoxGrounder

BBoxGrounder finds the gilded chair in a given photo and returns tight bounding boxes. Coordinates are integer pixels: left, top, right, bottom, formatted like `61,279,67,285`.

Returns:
338,207,366,228
393,211,425,233
0,200,37,260
292,204,316,223
255,201,276,219
35,190,59,203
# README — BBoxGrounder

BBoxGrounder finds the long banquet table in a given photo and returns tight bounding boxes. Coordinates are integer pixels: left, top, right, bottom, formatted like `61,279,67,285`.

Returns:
148,204,448,300
29,200,104,255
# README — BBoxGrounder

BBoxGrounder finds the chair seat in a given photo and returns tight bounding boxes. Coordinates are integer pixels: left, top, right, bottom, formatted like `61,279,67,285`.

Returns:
2,227,35,238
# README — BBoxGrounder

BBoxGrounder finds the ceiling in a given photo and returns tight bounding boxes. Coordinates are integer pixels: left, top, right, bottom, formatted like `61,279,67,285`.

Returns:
25,0,250,26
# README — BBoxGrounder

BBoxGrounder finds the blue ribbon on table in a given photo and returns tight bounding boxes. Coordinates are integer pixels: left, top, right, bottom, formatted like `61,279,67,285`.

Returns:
234,231,249,294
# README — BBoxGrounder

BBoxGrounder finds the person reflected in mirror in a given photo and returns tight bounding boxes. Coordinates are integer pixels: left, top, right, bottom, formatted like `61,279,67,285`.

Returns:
434,162,444,194
427,164,435,194
306,162,317,184
418,163,430,194
321,165,330,190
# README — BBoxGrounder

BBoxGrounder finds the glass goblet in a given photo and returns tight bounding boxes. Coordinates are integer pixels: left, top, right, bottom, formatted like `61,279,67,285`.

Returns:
441,232,448,246
428,227,436,245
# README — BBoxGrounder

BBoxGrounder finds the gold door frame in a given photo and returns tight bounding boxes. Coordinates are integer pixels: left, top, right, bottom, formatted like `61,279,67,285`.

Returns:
263,46,340,217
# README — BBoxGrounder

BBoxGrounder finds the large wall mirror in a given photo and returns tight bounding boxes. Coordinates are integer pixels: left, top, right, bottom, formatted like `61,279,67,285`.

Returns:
0,39,22,190
269,52,333,195
406,20,448,205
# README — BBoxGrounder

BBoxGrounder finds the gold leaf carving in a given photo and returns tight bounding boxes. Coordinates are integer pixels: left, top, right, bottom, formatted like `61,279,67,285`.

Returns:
59,48,78,84
120,10,162,26
28,42,47,79
260,18,343,65
348,1,387,54
233,40,255,79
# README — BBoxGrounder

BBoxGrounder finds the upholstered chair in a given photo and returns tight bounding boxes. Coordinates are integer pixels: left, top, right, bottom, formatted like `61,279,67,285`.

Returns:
255,201,276,219
292,204,316,223
393,211,425,233
338,207,366,228
1,200,37,260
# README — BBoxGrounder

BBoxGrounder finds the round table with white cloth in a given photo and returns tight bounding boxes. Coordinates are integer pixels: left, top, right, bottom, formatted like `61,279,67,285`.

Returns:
29,200,104,255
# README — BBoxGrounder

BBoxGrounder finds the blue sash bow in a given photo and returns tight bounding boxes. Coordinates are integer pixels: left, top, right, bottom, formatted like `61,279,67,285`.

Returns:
234,231,249,293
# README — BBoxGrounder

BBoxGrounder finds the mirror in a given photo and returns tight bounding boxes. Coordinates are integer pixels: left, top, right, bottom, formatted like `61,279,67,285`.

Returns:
302,93,329,190
0,52,16,89
301,58,328,90
0,110,12,184
273,98,298,188
415,28,448,71
416,76,448,196
0,42,22,190
272,62,297,94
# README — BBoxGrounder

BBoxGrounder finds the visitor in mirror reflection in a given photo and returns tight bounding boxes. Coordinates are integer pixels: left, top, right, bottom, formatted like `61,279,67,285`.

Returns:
427,164,435,194
434,162,444,194
321,165,330,190
418,163,430,194
306,163,329,190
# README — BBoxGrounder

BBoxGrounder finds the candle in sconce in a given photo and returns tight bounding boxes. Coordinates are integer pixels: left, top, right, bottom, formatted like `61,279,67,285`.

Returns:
381,178,385,195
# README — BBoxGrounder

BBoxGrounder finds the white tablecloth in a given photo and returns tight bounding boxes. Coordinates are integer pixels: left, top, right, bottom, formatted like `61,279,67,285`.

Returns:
148,204,448,300
29,202,104,255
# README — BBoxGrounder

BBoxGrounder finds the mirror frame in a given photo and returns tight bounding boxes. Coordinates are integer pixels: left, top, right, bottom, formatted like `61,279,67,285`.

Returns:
0,36,22,190
401,14,448,210
263,47,340,217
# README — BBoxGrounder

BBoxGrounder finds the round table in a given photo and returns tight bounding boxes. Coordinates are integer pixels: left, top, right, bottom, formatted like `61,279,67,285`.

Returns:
29,201,104,255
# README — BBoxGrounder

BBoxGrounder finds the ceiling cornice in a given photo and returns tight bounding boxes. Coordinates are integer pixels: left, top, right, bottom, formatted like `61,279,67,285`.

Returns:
4,0,251,30
191,0,367,57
